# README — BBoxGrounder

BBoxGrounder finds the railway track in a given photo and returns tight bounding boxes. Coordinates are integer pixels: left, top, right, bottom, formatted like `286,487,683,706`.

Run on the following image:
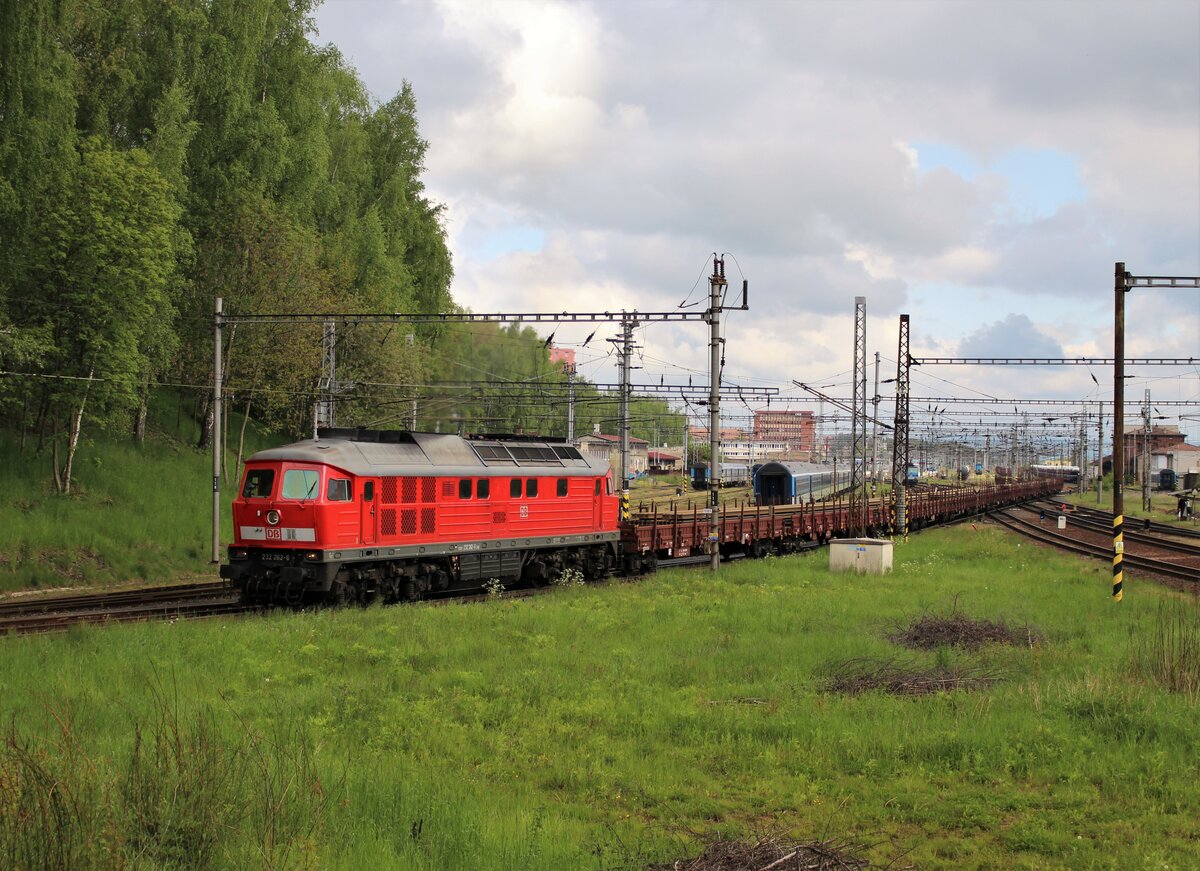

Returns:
989,509,1199,584
1029,501,1200,558
1034,500,1200,542
0,582,248,636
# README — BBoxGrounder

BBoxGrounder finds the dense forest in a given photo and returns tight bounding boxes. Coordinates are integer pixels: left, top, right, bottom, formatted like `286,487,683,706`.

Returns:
0,0,681,493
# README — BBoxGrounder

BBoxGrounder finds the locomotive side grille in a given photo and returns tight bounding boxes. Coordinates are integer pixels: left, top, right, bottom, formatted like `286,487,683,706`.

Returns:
402,477,417,503
421,508,436,533
401,509,417,535
441,480,454,498
381,477,399,505
422,478,437,502
381,509,397,536
492,511,507,524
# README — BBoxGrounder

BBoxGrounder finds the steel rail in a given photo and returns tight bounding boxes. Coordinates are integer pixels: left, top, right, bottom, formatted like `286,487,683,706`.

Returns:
989,510,1197,583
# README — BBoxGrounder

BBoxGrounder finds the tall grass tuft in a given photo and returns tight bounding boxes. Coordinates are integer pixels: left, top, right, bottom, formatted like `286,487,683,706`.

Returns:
0,687,336,870
0,709,105,870
1131,599,1200,700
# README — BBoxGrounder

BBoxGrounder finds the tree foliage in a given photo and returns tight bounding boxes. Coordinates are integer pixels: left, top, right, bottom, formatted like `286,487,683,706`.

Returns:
0,0,667,494
0,0,458,488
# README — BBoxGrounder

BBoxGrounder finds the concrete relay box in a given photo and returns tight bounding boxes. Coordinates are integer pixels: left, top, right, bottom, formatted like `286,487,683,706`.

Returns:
829,538,894,575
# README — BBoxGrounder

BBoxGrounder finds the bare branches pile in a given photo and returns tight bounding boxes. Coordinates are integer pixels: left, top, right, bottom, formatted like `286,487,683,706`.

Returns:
825,656,1003,696
648,833,897,870
889,610,1040,651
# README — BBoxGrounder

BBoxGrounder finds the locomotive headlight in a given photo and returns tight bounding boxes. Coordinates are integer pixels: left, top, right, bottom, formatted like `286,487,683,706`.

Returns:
265,510,281,526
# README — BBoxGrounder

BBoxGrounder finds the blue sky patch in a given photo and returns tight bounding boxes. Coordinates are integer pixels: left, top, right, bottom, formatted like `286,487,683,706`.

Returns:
914,142,1086,220
912,141,980,180
474,225,546,260
992,147,1086,219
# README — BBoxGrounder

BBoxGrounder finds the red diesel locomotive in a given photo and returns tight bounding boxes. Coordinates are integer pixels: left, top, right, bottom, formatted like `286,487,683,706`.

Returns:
220,429,621,604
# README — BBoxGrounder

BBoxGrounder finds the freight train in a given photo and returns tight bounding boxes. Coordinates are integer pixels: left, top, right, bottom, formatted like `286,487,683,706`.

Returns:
220,429,1062,605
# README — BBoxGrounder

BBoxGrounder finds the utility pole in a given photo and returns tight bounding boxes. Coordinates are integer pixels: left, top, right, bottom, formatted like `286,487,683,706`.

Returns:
1113,262,1127,601
683,414,689,476
1142,388,1152,511
870,351,881,491
708,256,727,572
1097,402,1104,504
1112,261,1199,599
212,297,224,564
317,320,336,435
608,319,637,489
850,297,867,536
890,314,910,539
1079,410,1088,493
566,363,576,442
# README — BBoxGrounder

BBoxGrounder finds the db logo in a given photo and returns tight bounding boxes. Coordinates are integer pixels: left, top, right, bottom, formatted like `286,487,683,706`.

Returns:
266,528,282,540
519,505,529,518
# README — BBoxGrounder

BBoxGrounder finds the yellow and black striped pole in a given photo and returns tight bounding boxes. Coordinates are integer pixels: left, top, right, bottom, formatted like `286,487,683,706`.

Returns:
1112,513,1123,601
620,490,630,522
1112,262,1126,602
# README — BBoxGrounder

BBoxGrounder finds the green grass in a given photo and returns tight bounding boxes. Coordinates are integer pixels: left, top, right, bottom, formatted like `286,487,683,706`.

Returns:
1,525,1198,869
0,392,269,591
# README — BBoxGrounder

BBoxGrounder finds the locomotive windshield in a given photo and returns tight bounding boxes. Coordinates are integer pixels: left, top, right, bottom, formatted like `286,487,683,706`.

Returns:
282,468,321,500
241,469,275,499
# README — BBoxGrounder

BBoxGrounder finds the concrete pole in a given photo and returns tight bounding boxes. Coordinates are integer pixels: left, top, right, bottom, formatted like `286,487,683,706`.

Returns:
567,364,576,442
708,256,726,571
212,296,223,564
620,318,633,490
870,351,881,489
1143,388,1152,511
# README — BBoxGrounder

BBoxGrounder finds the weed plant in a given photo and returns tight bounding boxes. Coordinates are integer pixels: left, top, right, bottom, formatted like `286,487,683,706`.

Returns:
0,525,1197,869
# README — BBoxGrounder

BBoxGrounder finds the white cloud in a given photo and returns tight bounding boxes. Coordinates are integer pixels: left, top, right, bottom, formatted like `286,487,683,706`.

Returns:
315,0,1200,429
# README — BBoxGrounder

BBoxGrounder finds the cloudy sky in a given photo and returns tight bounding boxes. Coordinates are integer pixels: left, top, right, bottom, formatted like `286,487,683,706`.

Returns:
314,0,1200,443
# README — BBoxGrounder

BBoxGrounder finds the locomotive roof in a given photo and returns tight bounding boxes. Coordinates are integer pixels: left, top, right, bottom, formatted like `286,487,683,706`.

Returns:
755,461,836,477
247,431,610,478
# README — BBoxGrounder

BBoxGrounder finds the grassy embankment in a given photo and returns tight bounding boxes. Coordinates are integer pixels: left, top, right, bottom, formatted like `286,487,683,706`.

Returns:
2,526,1198,870
0,392,268,592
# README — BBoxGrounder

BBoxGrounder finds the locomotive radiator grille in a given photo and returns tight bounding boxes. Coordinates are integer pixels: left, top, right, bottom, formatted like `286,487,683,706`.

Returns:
382,477,399,505
401,509,417,535
422,478,437,502
381,509,397,536
421,508,436,533
402,478,417,503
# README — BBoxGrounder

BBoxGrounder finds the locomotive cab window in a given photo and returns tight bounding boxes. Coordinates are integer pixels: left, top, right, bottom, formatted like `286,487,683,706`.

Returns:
526,478,538,497
459,479,472,499
241,469,275,499
477,479,490,499
509,479,522,498
282,469,321,500
327,478,351,502
556,478,568,497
